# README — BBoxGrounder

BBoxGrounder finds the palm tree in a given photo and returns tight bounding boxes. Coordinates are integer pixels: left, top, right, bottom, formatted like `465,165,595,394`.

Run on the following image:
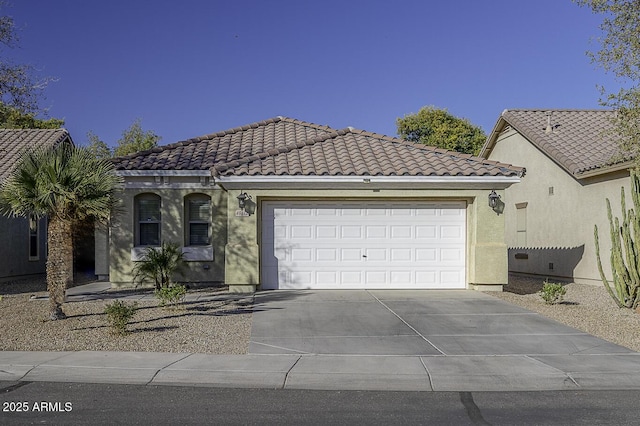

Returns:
0,142,122,319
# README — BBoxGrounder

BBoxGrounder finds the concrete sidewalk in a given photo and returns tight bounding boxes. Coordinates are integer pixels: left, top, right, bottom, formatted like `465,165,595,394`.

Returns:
3,284,640,392
2,350,640,391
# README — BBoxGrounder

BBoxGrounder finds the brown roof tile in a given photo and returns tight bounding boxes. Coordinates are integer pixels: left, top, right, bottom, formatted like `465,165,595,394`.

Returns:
0,129,71,182
212,126,523,178
111,117,334,171
113,117,523,178
483,109,625,176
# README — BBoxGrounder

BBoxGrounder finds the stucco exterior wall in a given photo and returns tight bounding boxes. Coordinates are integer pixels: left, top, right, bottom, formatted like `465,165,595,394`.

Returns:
107,178,510,291
0,215,47,280
222,187,508,292
488,127,629,284
108,180,227,287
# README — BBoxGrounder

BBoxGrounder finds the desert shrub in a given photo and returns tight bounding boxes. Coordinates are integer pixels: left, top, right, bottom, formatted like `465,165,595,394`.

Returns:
155,284,187,308
104,300,138,335
132,241,184,290
539,281,567,305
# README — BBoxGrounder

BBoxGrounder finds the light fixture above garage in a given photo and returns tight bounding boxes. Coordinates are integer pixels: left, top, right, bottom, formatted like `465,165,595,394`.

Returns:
237,191,252,211
488,190,501,209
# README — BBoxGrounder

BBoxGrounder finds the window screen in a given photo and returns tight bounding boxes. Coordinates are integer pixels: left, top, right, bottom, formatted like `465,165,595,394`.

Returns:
188,197,210,246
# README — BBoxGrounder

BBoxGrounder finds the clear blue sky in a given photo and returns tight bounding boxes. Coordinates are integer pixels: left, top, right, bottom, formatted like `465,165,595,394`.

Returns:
5,0,615,148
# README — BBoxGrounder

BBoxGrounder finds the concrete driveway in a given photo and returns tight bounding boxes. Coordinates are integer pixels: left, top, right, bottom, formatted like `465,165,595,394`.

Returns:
250,289,632,356
248,290,640,391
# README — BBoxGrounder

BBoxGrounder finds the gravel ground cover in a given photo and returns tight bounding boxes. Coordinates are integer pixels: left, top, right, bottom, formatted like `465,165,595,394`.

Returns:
0,276,252,354
1,274,638,354
489,275,640,352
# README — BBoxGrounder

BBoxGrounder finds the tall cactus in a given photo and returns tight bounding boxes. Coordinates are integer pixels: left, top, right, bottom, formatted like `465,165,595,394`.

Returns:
594,169,640,309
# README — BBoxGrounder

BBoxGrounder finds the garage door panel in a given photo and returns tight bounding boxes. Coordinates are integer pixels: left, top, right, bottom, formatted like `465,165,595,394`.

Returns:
261,201,466,289
366,226,387,238
317,226,337,238
316,248,337,261
341,248,362,261
341,271,362,285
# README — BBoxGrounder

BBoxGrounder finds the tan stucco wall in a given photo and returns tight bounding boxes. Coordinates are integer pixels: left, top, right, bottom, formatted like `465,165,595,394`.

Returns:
108,182,227,287
106,178,511,291
222,187,508,292
487,127,630,284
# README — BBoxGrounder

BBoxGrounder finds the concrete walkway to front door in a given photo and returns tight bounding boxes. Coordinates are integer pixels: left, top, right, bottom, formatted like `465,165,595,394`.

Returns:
249,290,640,390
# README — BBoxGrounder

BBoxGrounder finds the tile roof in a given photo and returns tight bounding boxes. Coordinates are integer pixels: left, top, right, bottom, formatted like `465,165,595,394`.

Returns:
482,109,626,177
111,117,334,171
113,116,524,178
0,129,71,182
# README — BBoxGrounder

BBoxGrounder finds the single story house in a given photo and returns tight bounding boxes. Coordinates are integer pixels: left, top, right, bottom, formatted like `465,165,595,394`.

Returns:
0,129,72,281
102,116,524,292
479,109,632,285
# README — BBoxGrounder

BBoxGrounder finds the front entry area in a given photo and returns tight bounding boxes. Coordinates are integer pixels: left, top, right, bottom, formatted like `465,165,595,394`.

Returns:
260,200,466,290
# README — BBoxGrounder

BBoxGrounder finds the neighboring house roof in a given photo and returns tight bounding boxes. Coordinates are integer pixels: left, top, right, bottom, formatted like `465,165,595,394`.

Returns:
480,109,629,178
0,128,71,182
113,116,524,178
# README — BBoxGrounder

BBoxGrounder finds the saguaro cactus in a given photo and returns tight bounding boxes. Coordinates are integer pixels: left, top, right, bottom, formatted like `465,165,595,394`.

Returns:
594,170,640,309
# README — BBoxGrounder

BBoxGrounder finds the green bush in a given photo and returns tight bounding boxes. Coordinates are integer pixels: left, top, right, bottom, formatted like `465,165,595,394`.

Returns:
132,241,184,290
155,284,187,308
539,281,567,305
104,300,138,335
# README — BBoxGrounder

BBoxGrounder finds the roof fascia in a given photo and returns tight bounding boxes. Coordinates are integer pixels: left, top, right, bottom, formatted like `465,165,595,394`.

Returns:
575,161,633,179
116,170,212,177
217,175,521,190
478,114,508,158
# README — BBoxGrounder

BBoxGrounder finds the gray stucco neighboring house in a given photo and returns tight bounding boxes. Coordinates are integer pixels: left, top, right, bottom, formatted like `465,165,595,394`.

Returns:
0,129,72,281
101,116,524,292
479,109,632,285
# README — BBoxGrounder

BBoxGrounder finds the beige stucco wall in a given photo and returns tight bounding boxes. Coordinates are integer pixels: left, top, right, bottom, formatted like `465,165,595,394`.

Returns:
222,187,508,292
487,127,630,284
108,179,227,287
106,177,511,291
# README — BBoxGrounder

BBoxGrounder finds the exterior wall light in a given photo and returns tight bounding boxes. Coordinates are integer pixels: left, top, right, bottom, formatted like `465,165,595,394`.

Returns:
237,191,252,211
488,190,501,209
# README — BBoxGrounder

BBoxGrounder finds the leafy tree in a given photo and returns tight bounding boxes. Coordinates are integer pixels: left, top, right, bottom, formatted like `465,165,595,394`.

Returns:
85,131,112,160
113,119,161,157
396,106,486,155
0,103,64,129
0,1,55,117
0,143,123,320
575,0,640,158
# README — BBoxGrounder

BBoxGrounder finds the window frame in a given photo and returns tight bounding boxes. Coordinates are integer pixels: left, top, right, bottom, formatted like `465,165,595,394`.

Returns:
135,193,161,247
28,214,39,261
185,194,212,247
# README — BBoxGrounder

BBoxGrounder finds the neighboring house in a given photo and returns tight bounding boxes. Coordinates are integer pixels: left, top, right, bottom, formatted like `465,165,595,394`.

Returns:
0,129,72,281
103,116,523,292
480,109,632,285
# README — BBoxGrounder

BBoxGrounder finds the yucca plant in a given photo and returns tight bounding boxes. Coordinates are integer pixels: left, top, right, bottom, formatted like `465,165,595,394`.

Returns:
594,169,640,309
0,142,122,320
132,241,184,290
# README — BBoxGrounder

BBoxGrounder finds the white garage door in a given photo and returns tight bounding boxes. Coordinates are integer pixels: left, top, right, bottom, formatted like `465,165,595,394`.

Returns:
261,201,466,290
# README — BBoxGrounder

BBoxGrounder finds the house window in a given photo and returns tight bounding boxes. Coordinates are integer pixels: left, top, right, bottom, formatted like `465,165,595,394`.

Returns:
185,194,211,246
515,202,527,246
136,194,161,246
28,215,39,261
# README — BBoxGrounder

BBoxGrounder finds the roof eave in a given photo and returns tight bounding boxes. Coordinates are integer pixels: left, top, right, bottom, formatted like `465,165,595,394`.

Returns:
575,160,633,179
116,170,212,177
216,175,521,190
478,112,509,159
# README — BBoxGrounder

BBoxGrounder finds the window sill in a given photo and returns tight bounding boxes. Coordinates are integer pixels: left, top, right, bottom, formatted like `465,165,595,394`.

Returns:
182,246,214,262
131,246,214,262
131,246,155,261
